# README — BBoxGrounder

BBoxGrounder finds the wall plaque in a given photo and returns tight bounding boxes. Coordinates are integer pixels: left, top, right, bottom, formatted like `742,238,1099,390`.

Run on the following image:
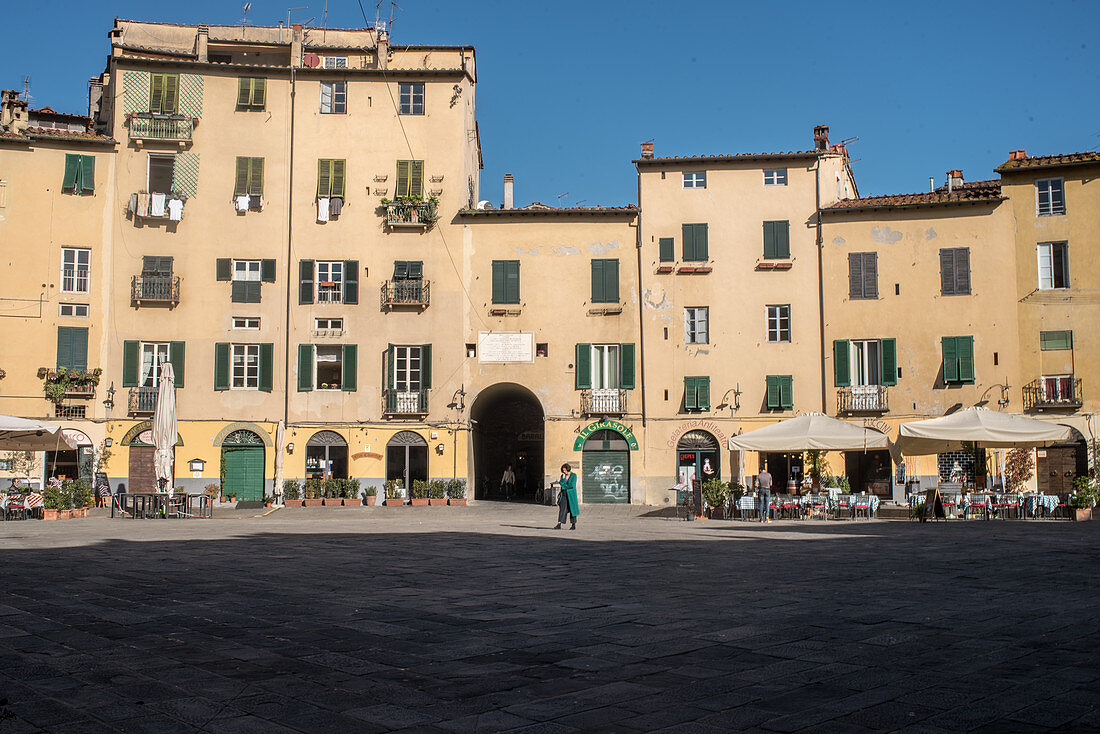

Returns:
478,331,534,363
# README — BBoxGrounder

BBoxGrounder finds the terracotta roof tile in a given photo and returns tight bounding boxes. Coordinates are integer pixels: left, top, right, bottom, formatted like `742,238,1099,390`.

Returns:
635,151,821,165
24,127,116,144
31,106,89,121
459,204,638,216
824,180,1002,212
995,151,1100,172
0,130,30,142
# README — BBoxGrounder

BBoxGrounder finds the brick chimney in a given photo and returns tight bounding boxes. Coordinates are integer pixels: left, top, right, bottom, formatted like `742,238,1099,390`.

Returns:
640,141,653,159
291,24,303,68
1008,149,1028,161
376,28,389,70
813,125,829,151
195,25,209,63
946,169,964,193
503,173,514,209
0,89,29,133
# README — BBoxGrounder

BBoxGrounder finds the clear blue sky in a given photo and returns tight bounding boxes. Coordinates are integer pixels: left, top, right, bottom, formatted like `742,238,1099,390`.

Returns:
3,1,1098,206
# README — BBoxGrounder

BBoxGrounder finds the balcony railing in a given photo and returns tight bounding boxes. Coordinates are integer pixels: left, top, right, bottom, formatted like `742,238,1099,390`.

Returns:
128,112,194,142
381,280,430,309
128,386,158,414
581,388,627,416
837,385,889,413
1023,377,1082,411
383,388,429,416
384,201,437,229
317,284,343,304
131,275,180,305
61,267,90,294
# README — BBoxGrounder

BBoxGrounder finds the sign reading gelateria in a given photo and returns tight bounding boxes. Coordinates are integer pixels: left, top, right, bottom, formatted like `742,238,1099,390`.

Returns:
478,331,534,363
573,419,639,451
666,420,728,448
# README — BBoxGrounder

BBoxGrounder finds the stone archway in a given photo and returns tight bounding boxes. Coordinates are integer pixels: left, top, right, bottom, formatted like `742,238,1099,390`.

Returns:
470,383,544,501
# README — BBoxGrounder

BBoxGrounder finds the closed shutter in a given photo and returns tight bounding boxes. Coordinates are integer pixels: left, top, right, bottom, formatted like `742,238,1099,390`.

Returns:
764,221,778,259
696,224,708,260
258,343,273,392
619,343,635,389
697,376,711,412
163,74,178,114
939,249,955,295
236,77,250,107
863,253,878,298
942,337,959,383
848,253,862,299
833,339,850,387
394,261,409,280
260,259,276,283
605,259,619,302
248,158,264,196
396,160,410,197
409,160,423,198
169,341,185,388
684,376,697,411
505,261,520,303
591,260,604,302
408,261,423,279
330,160,345,197
772,220,790,258
149,73,164,112
299,259,315,304
63,154,79,190
420,344,432,389
955,248,971,295
122,340,140,387
232,281,261,303
317,160,330,197
342,344,357,391
56,327,88,371
216,258,231,281
253,78,266,108
880,338,897,386
56,328,72,371
766,375,780,410
779,376,793,409
575,344,591,389
214,343,230,391
957,336,975,384
234,157,249,196
491,261,505,303
682,223,695,262
297,344,313,391
343,260,358,304
80,155,95,193
659,237,674,262
581,449,629,504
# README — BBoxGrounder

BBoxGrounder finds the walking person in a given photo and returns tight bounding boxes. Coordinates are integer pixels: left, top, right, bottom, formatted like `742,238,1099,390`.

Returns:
756,466,773,524
500,463,516,500
554,463,579,530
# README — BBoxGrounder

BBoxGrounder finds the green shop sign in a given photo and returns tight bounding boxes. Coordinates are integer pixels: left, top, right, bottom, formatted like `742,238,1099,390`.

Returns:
573,419,639,451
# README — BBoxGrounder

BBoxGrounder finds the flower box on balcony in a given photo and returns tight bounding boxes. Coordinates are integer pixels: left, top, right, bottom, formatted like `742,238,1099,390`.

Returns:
656,265,674,274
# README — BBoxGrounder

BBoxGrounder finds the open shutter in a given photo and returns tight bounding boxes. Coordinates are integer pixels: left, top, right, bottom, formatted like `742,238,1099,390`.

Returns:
958,336,975,383
410,161,424,197
420,344,432,389
317,160,330,197
386,343,396,393
214,343,230,391
833,339,850,387
234,157,249,197
249,158,264,196
590,260,604,302
149,73,164,112
253,77,266,108
695,224,708,260
506,261,520,303
320,82,332,112
491,261,504,303
408,261,423,279
780,376,793,409
659,237,674,263
63,154,79,190
169,341,185,388
299,259,314,304
297,344,313,391
80,155,95,193
256,343,272,392
766,375,780,410
163,74,178,113
942,337,959,383
682,223,695,262
575,344,591,389
72,328,87,371
619,343,635,389
393,261,408,280
343,260,359,304
684,377,697,411
331,160,345,197
776,220,790,258
863,253,878,298
122,340,140,387
216,258,231,281
763,221,777,259
395,160,410,198
237,77,250,106
955,248,970,295
697,376,710,412
260,259,276,283
880,338,897,386
342,345,357,391
939,249,955,295
848,253,862,299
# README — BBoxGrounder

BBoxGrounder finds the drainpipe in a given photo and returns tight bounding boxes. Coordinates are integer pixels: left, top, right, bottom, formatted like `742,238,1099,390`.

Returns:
634,167,647,429
283,61,297,427
814,157,827,414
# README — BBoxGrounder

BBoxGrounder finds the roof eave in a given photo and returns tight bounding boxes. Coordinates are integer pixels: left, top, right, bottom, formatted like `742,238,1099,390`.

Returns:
822,197,1005,214
995,159,1100,174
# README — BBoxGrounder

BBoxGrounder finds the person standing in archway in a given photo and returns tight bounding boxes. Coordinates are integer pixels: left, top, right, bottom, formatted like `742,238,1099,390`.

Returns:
554,463,579,530
500,463,516,500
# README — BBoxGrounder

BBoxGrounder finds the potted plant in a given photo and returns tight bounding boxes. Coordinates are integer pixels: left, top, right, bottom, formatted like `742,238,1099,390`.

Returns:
410,479,429,506
1070,477,1097,522
69,479,93,518
384,479,405,506
364,486,378,506
447,478,467,506
42,480,69,521
303,477,324,506
282,479,302,506
323,476,341,505
428,479,447,506
702,478,729,520
805,450,829,490
343,478,361,506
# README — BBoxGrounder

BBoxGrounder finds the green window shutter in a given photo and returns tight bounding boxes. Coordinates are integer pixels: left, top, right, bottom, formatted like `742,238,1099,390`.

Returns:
216,258,231,281
605,259,619,302
169,341,185,388
505,261,520,304
386,344,396,391
396,160,410,198
331,160,345,197
299,259,314,304
236,77,250,106
880,338,897,386
63,154,79,190
260,259,276,283
766,375,780,410
942,337,959,383
958,336,975,384
249,157,264,196
80,155,95,193
297,344,313,391
777,221,790,258
72,328,87,371
833,340,850,387
149,73,164,112
696,224,709,260
410,160,424,197
848,253,862,299
682,223,695,262
1040,330,1073,350
659,237,674,263
234,157,249,196
939,248,955,295
342,344,357,391
575,344,591,389
214,343,230,391
317,160,330,197
698,376,711,412
780,376,793,409
343,260,359,304
619,343,635,389
56,327,72,371
409,261,423,279
394,261,409,280
163,74,179,113
56,327,87,371
254,78,266,108
955,248,971,295
122,340,140,387
258,343,273,392
684,376,697,411
491,261,505,304
231,281,247,303
591,260,604,302
420,344,432,389
763,221,777,259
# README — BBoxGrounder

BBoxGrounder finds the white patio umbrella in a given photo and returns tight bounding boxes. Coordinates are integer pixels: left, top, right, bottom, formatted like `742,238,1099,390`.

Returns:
896,407,1071,456
728,413,891,452
0,414,77,451
272,420,285,505
152,362,177,492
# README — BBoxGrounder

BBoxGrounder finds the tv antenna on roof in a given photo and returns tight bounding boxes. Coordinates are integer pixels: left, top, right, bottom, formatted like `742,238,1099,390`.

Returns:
241,3,252,27
22,76,31,103
373,1,401,34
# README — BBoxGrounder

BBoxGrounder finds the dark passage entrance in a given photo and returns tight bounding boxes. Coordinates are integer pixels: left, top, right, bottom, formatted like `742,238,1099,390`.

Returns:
471,383,544,501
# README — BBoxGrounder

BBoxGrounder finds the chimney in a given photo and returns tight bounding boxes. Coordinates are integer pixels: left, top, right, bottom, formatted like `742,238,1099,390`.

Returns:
640,141,653,159
813,125,829,151
376,28,389,70
929,176,935,193
195,25,209,63
503,173,514,209
946,169,964,193
0,89,29,133
1008,149,1028,161
290,23,303,68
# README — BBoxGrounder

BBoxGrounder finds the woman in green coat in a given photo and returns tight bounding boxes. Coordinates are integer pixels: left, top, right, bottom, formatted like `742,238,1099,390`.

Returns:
555,463,579,530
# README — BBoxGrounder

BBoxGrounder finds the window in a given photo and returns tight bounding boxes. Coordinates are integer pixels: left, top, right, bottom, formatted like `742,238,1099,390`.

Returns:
766,305,790,343
314,345,345,389
491,260,520,304
61,248,90,293
232,260,261,303
393,261,423,280
297,259,358,305
685,307,709,344
316,159,346,197
214,343,271,391
1040,330,1072,351
1037,242,1069,290
590,344,621,390
315,317,343,331
765,375,794,410
62,154,95,194
763,220,790,259
939,247,971,296
148,73,179,114
942,336,976,385
59,303,89,317
142,256,173,277
399,82,424,114
316,261,344,304
684,376,710,412
232,344,260,388
322,56,348,69
236,77,267,110
140,342,170,388
56,326,88,371
148,154,175,195
659,237,674,263
1041,375,1076,403
233,317,260,330
123,341,185,388
574,343,635,390
764,168,788,186
833,339,897,387
1036,178,1065,216
383,344,429,408
234,157,264,197
320,81,347,114
682,223,709,262
682,171,706,189
848,252,878,299
591,259,619,303
396,160,424,198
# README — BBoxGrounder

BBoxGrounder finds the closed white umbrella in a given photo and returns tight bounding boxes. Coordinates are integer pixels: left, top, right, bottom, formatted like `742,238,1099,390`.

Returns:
896,407,1071,456
0,414,77,451
273,420,285,505
152,362,177,492
728,413,891,452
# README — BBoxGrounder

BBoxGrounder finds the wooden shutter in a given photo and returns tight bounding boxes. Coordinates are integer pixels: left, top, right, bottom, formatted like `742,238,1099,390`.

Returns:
776,220,790,258
833,339,850,387
394,261,409,280
766,375,780,409
234,157,249,196
122,340,140,387
249,158,264,196
697,376,711,411
591,259,604,302
942,337,958,383
56,328,72,371
408,261,423,279
63,154,79,190
958,336,975,383
880,338,897,386
342,345,357,391
939,248,955,295
297,344,313,391
764,221,777,259
258,343,273,392
216,258,231,281
317,160,330,197
682,223,695,262
237,77,250,107
605,259,619,302
149,73,164,112
260,259,276,283
331,160,345,197
491,261,505,303
505,261,520,303
299,259,314,304
848,253,862,299
575,344,591,389
684,376,697,411
72,328,87,371
955,248,970,295
253,77,266,108
779,376,793,409
396,160,410,197
214,343,230,391
386,344,396,393
343,260,359,304
863,253,878,298
659,237,674,262
163,74,178,113
695,224,708,260
231,281,248,303
410,161,424,197
620,343,635,389
169,341,185,388
80,155,95,193
420,344,432,389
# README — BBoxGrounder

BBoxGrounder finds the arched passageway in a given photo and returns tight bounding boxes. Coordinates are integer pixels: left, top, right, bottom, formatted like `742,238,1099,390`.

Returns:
470,383,544,501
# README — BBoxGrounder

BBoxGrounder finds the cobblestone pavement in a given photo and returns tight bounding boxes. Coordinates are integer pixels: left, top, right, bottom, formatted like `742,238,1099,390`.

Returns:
0,505,1098,733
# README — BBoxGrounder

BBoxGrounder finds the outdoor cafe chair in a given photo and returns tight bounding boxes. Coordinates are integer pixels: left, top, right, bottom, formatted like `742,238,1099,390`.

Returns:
991,493,1020,520
964,493,991,520
831,493,854,520
852,493,872,519
778,494,801,520
804,493,828,521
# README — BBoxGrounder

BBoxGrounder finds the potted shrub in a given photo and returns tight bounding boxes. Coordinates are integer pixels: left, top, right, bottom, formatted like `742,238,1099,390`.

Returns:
363,486,378,506
702,478,729,520
428,479,447,506
283,479,302,506
343,478,362,506
384,479,405,506
1070,477,1097,522
323,477,342,505
410,479,429,506
303,477,324,506
70,479,93,518
447,478,467,506
42,481,69,521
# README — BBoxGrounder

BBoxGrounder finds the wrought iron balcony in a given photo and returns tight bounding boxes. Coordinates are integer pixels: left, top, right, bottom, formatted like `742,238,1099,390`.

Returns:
131,275,180,306
581,388,627,416
128,112,194,143
1023,377,1082,411
380,280,430,309
837,385,889,413
316,284,343,304
383,388,429,416
384,201,437,230
128,386,158,414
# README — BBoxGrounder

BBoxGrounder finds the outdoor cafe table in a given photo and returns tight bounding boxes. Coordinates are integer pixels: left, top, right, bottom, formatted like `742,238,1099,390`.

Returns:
112,492,212,519
1022,493,1060,518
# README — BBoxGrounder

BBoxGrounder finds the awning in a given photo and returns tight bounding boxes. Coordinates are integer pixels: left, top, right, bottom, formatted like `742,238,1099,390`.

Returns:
728,413,890,452
0,415,78,451
896,407,1072,456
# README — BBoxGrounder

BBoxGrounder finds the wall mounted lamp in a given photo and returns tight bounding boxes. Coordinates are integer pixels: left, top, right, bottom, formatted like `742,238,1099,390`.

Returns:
286,442,295,454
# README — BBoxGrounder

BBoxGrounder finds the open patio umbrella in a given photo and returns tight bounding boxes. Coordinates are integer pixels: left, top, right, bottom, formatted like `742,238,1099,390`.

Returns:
728,413,891,452
272,420,285,505
152,362,177,492
0,414,77,451
895,406,1071,456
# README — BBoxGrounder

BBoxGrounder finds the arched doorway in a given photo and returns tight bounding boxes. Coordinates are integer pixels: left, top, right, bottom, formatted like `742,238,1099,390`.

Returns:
306,430,348,480
387,431,427,492
45,429,93,486
222,429,265,501
1036,427,1088,496
581,429,630,504
470,383,544,501
676,430,720,486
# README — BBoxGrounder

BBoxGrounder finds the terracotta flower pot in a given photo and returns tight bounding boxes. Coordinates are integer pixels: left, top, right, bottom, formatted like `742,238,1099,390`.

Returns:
303,498,324,507
448,498,467,506
1074,508,1092,522
428,498,447,506
410,498,429,506
43,509,59,521
364,495,377,506
59,510,72,520
383,498,404,506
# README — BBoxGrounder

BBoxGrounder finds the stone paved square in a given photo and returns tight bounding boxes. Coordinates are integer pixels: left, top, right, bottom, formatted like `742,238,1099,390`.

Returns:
1,506,1097,732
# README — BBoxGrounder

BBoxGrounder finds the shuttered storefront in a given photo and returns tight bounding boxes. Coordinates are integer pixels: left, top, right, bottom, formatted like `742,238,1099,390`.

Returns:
581,429,630,504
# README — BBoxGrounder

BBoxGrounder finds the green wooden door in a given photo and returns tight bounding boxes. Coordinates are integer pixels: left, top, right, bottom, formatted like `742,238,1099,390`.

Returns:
223,445,265,501
581,449,630,504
